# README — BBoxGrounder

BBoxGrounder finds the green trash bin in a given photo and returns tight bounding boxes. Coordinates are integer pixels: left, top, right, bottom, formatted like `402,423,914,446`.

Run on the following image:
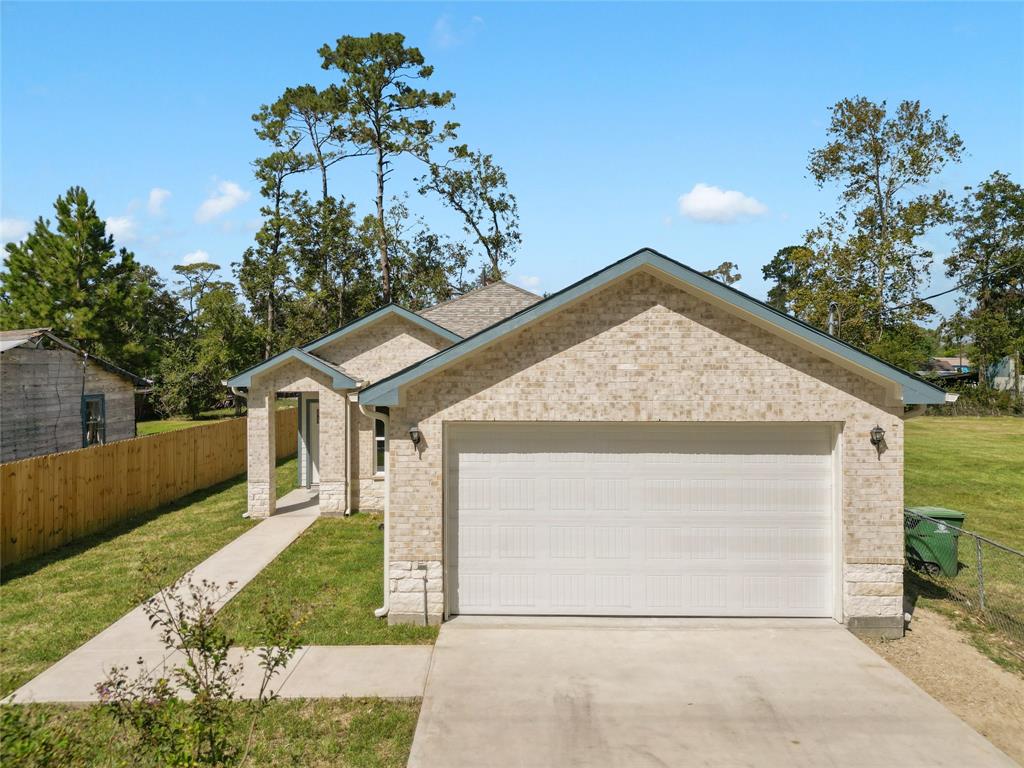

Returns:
904,506,966,578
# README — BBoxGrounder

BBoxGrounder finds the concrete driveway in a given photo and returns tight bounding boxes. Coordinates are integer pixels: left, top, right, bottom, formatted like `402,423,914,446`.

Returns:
409,618,1016,768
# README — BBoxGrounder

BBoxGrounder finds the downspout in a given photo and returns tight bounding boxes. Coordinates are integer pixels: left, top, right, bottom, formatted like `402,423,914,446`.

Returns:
359,401,390,619
904,404,927,419
230,386,251,518
345,393,359,517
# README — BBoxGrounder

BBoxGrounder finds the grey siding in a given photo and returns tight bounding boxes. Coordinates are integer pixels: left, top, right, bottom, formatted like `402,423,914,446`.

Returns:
0,347,136,462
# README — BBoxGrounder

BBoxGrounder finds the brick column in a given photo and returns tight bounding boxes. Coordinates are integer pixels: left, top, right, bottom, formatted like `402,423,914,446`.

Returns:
246,385,276,518
317,388,348,515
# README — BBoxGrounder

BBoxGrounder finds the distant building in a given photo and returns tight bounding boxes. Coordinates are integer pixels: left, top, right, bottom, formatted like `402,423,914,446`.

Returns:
928,356,972,374
0,328,150,463
989,355,1023,394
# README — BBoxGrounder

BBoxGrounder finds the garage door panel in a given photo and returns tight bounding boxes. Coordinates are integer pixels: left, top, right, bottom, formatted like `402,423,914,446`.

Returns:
447,424,834,617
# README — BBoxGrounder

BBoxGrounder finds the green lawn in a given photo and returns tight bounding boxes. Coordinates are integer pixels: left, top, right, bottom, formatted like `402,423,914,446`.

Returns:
136,406,243,436
217,516,438,646
1,698,419,768
905,416,1024,549
0,459,298,697
137,399,297,436
904,416,1024,672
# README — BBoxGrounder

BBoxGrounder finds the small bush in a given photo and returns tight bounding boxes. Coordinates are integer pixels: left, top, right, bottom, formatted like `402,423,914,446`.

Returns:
0,705,84,768
96,577,302,767
926,384,1023,416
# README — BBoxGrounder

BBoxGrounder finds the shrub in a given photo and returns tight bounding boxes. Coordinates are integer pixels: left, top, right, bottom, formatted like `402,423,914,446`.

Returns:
0,705,84,768
927,384,1024,416
96,577,302,767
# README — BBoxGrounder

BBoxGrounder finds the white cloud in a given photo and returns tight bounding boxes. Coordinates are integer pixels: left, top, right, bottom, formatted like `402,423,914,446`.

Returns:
105,215,137,241
195,181,250,223
432,13,484,48
181,249,211,265
514,274,541,291
678,183,767,223
147,187,171,215
1,218,30,244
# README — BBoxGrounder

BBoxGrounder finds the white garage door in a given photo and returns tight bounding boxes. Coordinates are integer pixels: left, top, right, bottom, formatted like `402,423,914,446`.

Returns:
446,423,835,618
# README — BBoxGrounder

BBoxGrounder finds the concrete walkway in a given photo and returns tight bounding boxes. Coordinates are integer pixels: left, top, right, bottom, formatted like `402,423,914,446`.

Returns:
9,488,322,703
409,617,1017,768
12,645,433,704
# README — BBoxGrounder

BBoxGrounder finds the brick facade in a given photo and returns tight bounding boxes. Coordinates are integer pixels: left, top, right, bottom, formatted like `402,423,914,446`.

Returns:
314,315,452,512
385,270,906,629
246,314,452,517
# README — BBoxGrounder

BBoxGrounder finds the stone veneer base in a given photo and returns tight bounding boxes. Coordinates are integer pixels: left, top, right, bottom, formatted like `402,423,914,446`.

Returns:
847,615,904,640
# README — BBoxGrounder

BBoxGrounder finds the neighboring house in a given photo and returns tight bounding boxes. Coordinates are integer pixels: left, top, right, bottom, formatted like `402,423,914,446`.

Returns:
930,356,971,373
989,354,1023,393
0,328,150,463
228,250,950,639
918,356,972,378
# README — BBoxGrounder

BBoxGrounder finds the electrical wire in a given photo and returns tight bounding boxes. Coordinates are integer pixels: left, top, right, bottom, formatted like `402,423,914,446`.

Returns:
885,262,1023,313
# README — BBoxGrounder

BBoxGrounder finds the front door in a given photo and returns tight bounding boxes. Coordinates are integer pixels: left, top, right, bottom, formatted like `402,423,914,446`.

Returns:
307,399,320,486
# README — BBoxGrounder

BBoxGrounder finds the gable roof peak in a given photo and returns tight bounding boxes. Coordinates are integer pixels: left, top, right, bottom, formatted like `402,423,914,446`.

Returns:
361,247,948,407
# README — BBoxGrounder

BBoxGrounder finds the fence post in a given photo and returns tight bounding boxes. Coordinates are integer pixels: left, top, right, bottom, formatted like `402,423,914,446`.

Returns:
975,536,986,612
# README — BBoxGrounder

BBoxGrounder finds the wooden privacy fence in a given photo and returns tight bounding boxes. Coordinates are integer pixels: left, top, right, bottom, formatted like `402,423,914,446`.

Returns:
1,408,296,567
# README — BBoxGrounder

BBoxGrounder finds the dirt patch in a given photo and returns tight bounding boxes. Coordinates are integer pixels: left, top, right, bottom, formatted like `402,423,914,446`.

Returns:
864,606,1024,764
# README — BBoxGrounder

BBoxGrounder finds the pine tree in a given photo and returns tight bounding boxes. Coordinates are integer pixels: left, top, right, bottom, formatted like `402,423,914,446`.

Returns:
1,187,147,368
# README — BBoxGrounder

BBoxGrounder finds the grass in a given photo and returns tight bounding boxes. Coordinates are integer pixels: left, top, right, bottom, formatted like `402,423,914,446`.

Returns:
136,406,243,436
904,416,1024,673
0,458,298,697
137,399,297,436
217,516,438,646
905,416,1024,549
1,698,419,768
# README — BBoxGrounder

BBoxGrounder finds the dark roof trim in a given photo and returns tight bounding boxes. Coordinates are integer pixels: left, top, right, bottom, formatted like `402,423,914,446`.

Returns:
226,347,359,390
359,248,948,406
302,305,461,354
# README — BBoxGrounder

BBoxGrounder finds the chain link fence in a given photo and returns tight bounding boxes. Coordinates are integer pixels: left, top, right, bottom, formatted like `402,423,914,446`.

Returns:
904,509,1024,662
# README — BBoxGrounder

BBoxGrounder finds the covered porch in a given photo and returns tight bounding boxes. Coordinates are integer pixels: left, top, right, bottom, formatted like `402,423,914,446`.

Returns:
229,348,362,519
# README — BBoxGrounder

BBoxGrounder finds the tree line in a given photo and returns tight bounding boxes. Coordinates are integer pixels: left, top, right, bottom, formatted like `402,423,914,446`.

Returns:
2,53,1020,417
0,33,521,417
762,97,1023,391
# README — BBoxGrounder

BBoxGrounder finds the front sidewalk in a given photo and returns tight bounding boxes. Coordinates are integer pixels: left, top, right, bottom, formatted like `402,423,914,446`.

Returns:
8,488,320,703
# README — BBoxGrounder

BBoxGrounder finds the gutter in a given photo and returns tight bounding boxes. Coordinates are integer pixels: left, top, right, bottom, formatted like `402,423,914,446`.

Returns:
359,402,391,619
905,390,958,420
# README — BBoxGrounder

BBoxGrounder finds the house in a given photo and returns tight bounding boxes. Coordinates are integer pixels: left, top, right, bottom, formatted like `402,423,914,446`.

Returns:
930,356,971,373
228,250,951,639
0,328,150,463
989,354,1023,393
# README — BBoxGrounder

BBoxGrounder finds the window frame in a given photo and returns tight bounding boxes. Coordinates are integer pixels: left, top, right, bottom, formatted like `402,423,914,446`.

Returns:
374,416,387,475
81,393,107,447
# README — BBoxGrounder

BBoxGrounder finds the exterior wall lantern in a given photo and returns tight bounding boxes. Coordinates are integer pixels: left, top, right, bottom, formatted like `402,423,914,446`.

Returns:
409,425,422,446
869,424,886,456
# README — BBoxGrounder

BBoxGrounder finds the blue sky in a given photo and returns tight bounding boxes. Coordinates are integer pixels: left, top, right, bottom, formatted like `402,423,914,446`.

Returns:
3,2,1022,321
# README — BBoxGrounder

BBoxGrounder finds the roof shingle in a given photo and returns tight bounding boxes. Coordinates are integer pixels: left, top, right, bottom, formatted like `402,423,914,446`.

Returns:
418,281,540,337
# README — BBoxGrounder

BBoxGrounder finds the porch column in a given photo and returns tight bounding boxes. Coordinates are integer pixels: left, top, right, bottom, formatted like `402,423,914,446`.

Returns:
246,384,276,518
317,388,348,515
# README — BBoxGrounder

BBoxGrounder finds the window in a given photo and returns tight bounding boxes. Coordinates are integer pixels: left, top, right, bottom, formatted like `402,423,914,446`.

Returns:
82,394,106,447
374,418,386,475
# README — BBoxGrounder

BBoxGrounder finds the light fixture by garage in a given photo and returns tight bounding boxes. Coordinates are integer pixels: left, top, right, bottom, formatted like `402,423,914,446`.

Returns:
408,425,422,446
869,424,886,457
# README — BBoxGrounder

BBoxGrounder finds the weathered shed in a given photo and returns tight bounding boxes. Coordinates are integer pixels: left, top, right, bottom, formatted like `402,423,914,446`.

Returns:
0,328,150,463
